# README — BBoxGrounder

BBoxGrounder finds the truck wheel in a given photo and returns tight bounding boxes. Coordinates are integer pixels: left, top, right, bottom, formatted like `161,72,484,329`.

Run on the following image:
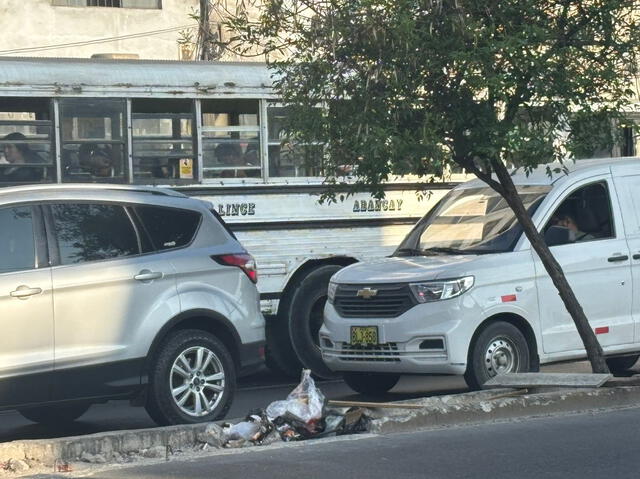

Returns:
19,402,91,426
464,321,531,390
289,265,343,379
145,329,236,426
343,372,400,396
264,317,303,378
606,355,639,374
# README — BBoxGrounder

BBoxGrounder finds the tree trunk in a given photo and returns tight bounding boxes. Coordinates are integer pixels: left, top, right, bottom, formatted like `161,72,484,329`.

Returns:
199,0,212,61
489,160,609,374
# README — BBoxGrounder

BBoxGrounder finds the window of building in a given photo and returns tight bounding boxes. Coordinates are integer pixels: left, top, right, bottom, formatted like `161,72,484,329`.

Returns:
0,206,36,273
52,203,139,264
267,104,323,177
132,99,195,183
201,99,261,180
59,98,127,183
134,205,201,251
0,98,54,185
52,0,161,9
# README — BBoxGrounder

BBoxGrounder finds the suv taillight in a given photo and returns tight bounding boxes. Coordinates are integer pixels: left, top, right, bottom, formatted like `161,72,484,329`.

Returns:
212,253,258,283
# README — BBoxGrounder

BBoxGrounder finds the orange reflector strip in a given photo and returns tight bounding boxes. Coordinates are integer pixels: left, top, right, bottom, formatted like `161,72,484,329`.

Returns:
595,327,609,335
501,295,517,302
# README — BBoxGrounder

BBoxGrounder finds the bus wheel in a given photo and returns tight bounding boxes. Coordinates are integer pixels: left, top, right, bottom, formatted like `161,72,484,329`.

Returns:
289,265,342,379
264,317,303,378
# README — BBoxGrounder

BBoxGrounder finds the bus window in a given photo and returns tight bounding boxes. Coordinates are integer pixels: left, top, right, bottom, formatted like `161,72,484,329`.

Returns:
267,104,323,178
201,99,261,180
60,98,127,183
131,99,195,183
0,98,54,185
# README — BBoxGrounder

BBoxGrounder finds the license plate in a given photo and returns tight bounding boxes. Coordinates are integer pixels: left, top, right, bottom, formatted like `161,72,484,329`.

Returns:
350,326,378,346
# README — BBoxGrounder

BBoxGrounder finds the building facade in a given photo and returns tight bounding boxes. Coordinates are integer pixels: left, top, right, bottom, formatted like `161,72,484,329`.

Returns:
0,0,209,60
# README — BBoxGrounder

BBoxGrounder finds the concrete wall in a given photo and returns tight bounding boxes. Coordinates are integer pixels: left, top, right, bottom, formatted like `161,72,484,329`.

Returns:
0,0,201,60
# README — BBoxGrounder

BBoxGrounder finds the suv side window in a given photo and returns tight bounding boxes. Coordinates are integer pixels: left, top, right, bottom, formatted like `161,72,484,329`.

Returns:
51,203,139,264
544,181,614,246
0,206,36,273
134,205,201,251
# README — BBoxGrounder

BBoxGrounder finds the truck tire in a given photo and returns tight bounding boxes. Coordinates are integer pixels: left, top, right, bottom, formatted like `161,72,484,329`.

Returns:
289,265,343,379
464,321,531,390
264,317,303,378
145,329,236,426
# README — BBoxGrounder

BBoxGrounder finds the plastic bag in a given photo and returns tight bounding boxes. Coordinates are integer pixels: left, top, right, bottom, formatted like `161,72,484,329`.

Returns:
224,420,261,441
266,369,326,423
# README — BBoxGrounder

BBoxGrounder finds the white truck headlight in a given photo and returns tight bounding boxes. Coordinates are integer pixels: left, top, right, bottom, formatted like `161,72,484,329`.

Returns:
327,281,338,304
409,276,474,303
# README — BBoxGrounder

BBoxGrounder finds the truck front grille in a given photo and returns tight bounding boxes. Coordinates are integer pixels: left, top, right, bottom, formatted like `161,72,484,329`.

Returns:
334,284,416,318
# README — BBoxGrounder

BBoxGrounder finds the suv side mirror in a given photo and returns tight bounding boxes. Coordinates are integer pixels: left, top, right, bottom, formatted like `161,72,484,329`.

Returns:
544,225,570,247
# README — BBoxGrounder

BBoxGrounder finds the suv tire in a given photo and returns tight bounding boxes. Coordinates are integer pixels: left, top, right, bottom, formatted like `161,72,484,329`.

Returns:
464,321,531,390
289,265,343,379
343,372,400,395
18,402,91,425
145,329,236,426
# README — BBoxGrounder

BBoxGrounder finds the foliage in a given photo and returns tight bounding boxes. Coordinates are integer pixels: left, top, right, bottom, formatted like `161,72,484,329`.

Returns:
226,0,640,199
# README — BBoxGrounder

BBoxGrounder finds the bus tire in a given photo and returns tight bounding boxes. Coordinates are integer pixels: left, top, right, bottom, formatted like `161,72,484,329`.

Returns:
289,264,342,379
264,317,303,378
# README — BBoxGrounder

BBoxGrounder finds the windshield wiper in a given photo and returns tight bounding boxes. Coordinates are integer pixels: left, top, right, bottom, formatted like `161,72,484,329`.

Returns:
394,247,424,256
421,247,496,255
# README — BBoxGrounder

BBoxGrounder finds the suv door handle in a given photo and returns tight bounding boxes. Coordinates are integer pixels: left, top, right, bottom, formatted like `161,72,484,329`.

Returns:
10,285,43,299
633,254,640,260
134,270,164,282
608,255,629,262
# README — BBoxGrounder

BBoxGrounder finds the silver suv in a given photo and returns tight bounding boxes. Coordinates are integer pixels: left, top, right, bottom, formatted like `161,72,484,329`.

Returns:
0,184,265,426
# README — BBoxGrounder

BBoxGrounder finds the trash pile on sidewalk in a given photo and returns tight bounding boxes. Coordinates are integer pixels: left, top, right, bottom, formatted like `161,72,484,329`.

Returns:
218,369,371,448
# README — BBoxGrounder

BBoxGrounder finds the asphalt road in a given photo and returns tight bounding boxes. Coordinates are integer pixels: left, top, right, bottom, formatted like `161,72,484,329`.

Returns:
0,361,595,443
41,405,640,479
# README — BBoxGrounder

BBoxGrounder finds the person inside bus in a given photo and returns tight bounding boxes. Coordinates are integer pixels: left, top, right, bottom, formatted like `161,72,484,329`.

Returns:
216,143,245,178
1,132,44,182
78,144,114,178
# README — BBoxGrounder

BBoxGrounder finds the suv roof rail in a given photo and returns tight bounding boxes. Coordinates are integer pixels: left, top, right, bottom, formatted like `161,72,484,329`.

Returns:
0,183,188,198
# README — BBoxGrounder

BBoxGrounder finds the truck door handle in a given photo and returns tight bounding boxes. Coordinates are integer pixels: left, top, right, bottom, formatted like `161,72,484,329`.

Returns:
608,255,629,262
633,254,640,260
134,270,164,282
10,285,43,299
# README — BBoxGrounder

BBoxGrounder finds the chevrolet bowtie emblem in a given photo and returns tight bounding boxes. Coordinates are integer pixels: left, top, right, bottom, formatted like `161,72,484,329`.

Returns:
356,287,378,299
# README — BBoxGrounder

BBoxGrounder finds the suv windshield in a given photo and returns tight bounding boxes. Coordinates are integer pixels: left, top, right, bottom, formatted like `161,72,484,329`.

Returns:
396,185,550,255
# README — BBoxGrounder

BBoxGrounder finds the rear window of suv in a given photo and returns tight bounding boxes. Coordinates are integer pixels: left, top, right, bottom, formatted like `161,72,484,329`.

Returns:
134,205,201,251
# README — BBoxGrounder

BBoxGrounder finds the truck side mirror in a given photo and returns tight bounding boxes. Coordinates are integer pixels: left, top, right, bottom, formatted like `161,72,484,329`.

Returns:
544,225,570,247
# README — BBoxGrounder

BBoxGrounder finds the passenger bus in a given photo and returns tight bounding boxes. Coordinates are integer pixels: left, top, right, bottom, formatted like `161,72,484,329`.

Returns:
0,57,464,377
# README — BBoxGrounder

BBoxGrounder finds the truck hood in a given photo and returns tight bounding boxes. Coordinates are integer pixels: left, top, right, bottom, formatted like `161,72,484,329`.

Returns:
332,255,482,284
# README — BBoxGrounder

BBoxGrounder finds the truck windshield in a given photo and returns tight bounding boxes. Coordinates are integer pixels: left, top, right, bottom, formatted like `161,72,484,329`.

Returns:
395,185,551,255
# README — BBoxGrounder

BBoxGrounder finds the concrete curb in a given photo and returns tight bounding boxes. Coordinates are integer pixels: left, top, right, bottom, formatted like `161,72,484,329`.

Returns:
2,386,640,469
369,386,640,434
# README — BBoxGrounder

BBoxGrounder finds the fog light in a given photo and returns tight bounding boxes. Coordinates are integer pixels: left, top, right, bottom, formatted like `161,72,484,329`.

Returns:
419,339,445,350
